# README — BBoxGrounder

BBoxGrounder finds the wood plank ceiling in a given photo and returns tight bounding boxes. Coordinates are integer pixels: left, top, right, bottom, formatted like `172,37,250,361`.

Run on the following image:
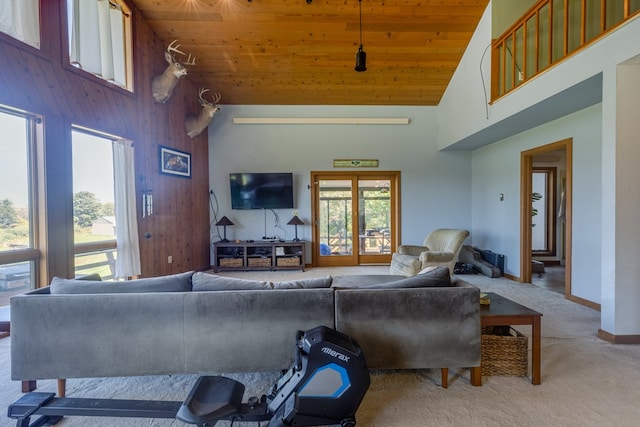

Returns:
130,0,489,106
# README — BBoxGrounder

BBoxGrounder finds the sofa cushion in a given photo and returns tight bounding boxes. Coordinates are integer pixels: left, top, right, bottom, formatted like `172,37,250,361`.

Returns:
334,267,451,289
273,276,333,289
192,272,272,291
389,253,423,276
376,266,451,288
331,274,407,289
417,266,438,275
50,271,194,294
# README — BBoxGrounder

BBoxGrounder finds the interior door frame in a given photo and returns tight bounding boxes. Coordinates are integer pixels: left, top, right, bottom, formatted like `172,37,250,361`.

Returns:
310,171,401,267
520,138,572,296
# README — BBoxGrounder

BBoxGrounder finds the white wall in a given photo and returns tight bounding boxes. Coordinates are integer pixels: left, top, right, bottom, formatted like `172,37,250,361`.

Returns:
600,60,640,334
471,104,602,303
208,105,472,263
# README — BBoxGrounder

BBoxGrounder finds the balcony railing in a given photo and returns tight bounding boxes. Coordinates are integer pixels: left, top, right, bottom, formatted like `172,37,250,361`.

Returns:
492,0,640,100
74,240,117,281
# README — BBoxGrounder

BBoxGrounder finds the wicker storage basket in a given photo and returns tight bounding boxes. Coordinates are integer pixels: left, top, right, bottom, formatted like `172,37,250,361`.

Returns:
481,326,528,377
219,258,243,268
277,257,300,267
248,257,272,268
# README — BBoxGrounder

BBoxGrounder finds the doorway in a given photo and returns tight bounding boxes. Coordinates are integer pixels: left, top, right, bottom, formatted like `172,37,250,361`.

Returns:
520,139,572,296
310,171,400,267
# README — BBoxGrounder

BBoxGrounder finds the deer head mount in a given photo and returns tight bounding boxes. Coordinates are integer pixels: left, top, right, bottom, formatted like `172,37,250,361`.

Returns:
151,40,196,103
185,88,222,138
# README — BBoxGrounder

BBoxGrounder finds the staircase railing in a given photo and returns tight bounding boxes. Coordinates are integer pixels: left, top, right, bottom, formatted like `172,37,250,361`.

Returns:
492,0,640,100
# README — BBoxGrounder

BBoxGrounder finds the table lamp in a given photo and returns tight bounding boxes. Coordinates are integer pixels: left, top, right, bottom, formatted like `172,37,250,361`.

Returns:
287,215,304,241
215,216,234,242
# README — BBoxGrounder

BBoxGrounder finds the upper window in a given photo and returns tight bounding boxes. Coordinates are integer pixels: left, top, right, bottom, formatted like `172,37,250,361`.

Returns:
66,0,133,91
0,0,40,49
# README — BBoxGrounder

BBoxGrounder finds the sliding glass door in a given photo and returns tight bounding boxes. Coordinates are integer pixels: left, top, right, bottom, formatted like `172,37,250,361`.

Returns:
311,171,400,267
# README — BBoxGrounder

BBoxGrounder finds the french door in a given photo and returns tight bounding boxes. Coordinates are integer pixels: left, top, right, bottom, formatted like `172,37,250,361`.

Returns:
311,171,400,267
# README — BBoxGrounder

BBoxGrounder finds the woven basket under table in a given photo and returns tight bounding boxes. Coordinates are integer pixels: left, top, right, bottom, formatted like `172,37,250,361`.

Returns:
481,326,528,377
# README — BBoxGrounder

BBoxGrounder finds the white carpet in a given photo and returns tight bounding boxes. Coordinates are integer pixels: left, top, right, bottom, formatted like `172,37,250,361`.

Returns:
1,267,640,426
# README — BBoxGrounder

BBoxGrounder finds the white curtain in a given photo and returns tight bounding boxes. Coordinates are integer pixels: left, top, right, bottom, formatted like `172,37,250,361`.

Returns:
113,138,141,278
68,0,126,86
0,0,40,48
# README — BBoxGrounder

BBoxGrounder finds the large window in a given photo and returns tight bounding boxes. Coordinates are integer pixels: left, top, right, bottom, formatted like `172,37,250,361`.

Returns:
0,106,42,306
72,129,118,280
0,0,40,49
66,0,133,90
71,128,141,280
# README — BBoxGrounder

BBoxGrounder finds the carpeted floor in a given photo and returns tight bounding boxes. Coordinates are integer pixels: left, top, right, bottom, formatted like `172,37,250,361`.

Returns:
1,266,640,426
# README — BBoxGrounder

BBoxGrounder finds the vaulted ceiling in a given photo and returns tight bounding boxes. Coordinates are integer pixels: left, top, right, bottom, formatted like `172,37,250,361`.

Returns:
131,0,489,106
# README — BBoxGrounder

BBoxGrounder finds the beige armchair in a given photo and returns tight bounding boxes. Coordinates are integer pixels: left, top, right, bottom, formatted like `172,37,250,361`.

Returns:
390,228,470,276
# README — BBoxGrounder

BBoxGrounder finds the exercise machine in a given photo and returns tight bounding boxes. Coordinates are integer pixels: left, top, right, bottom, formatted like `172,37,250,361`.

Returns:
8,325,370,427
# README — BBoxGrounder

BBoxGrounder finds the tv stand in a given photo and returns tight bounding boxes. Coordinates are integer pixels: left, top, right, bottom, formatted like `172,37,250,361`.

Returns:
213,241,305,272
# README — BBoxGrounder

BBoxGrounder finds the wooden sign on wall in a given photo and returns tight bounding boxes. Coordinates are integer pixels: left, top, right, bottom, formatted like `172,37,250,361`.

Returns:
333,159,379,168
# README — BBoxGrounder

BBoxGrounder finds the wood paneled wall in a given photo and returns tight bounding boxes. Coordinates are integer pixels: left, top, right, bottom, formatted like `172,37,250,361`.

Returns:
0,0,210,280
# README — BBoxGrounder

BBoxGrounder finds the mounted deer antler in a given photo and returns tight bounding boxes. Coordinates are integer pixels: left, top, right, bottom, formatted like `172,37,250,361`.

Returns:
185,89,222,138
151,40,196,103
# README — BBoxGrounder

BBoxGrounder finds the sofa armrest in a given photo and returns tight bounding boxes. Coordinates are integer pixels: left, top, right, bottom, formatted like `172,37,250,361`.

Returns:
334,282,480,370
397,245,429,256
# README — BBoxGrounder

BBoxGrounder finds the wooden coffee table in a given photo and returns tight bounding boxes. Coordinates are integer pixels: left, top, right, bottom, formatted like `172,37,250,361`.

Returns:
470,292,543,385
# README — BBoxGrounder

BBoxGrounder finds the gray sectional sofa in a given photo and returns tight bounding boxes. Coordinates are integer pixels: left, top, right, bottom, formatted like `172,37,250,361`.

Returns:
11,268,481,394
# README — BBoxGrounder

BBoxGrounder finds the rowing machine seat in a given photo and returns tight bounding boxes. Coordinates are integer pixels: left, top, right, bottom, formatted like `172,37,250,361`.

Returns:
176,376,245,426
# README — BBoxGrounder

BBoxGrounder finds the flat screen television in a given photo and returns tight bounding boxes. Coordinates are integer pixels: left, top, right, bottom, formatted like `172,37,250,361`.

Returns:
230,172,294,210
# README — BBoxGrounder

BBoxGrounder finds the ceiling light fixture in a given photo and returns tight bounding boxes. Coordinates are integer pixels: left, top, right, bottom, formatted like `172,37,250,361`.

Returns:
355,0,367,72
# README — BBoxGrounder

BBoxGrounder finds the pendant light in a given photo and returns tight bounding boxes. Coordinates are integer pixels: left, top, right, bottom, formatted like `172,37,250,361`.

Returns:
355,0,367,72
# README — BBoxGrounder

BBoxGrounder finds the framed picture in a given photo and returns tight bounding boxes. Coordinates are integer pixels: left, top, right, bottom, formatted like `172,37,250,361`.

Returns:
160,145,191,178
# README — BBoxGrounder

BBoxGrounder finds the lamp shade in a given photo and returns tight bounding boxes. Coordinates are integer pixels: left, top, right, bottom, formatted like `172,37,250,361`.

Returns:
287,215,304,226
215,216,234,242
287,215,304,241
215,216,234,226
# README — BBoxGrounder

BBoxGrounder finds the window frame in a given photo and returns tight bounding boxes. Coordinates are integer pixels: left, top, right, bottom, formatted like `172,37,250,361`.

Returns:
71,125,120,280
62,0,135,94
0,105,45,292
0,0,50,56
0,0,40,49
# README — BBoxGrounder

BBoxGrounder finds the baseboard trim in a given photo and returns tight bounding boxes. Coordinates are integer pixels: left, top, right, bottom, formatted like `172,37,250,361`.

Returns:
539,260,562,266
597,329,640,344
566,294,600,311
